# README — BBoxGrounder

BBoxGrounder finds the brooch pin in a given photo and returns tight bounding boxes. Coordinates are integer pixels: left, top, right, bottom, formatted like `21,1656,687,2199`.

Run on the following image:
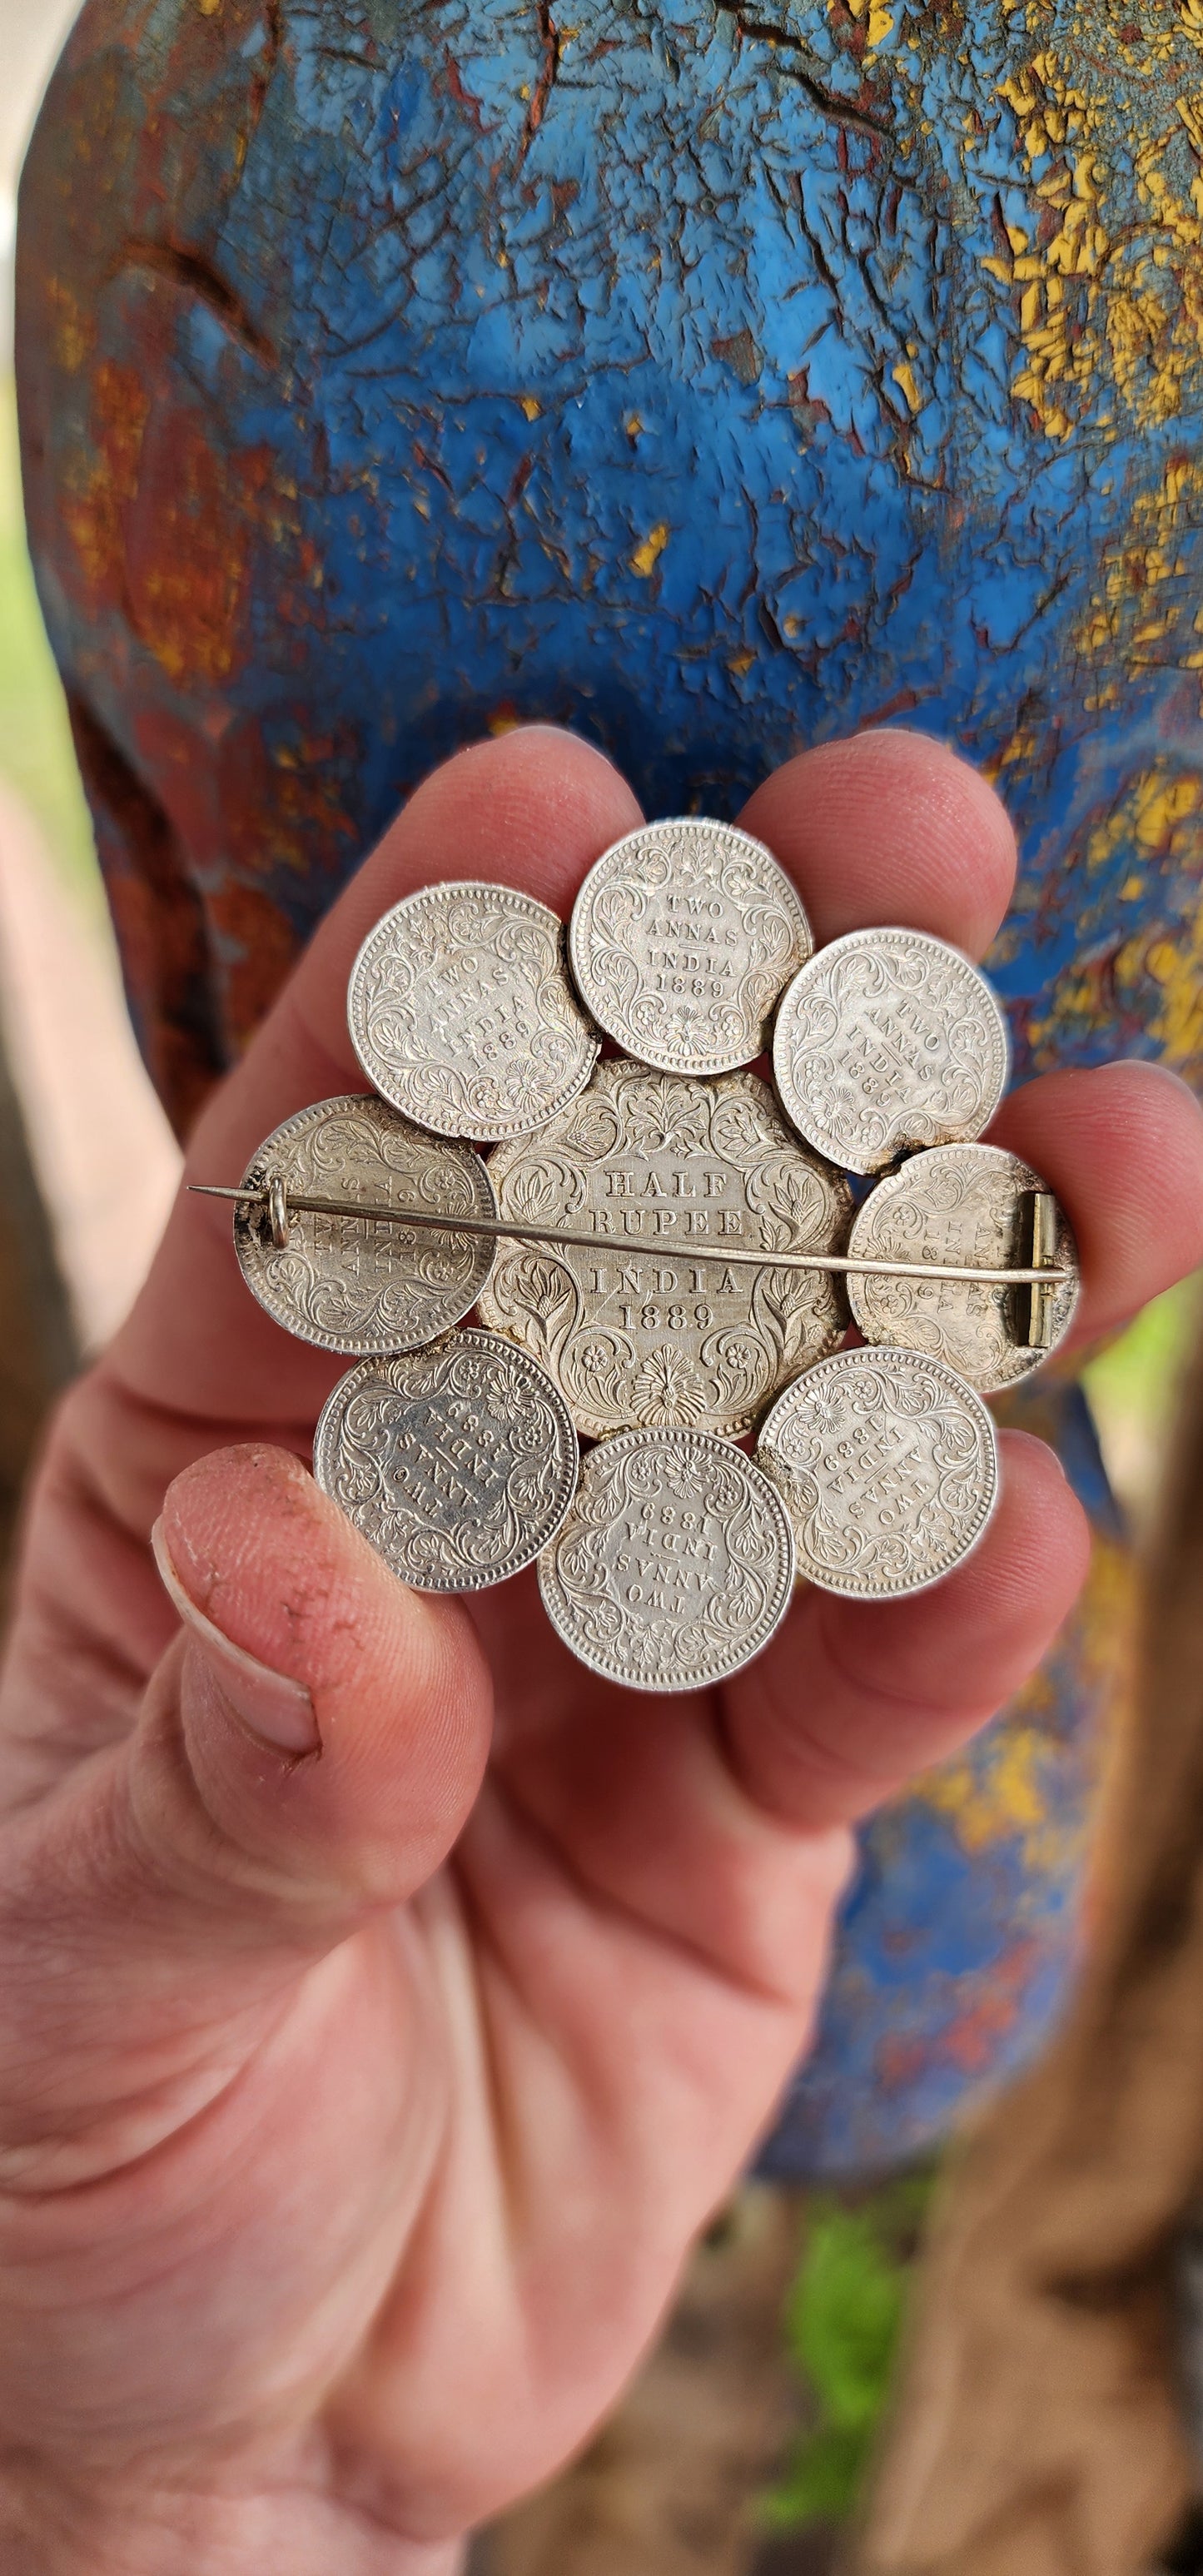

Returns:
195,821,1078,1689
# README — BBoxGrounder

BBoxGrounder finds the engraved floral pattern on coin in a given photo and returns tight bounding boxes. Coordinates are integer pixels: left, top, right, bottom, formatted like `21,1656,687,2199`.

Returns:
756,1346,998,1599
848,1143,1080,1391
478,1057,851,1439
234,1095,496,1355
569,818,812,1075
538,1427,795,1691
772,928,1010,1176
313,1329,578,1591
348,881,599,1141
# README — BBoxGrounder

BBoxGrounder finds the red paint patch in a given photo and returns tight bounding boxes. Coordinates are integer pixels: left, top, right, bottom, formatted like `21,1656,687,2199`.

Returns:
124,408,256,689
877,1939,1039,2091
206,878,301,1057
62,360,150,606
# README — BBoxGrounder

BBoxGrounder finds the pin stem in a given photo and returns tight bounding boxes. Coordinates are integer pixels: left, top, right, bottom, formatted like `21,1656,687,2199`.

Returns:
190,1181,1073,1290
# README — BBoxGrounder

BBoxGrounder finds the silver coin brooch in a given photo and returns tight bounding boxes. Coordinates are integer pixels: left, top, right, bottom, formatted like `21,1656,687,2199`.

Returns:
198,824,1081,1688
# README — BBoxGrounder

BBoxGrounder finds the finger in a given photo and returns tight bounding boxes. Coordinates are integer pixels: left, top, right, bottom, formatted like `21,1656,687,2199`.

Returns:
477,1434,1082,1991
112,726,641,1430
719,1431,1090,1832
0,1442,491,2179
989,1059,1203,1348
737,727,1019,956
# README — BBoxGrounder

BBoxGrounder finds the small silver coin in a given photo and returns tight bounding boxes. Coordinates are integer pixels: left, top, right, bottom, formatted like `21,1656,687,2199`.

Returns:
234,1095,496,1355
537,1425,795,1693
478,1057,851,1440
756,1345,998,1599
772,928,1011,1176
313,1328,579,1592
348,881,599,1142
847,1143,1080,1392
569,818,813,1076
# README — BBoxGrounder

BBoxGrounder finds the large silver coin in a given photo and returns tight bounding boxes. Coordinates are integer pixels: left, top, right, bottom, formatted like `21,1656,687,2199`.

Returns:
847,1144,1080,1392
478,1057,851,1440
234,1095,496,1355
538,1426,795,1692
569,818,812,1076
756,1346,998,1599
313,1329,579,1592
772,928,1010,1176
348,881,599,1142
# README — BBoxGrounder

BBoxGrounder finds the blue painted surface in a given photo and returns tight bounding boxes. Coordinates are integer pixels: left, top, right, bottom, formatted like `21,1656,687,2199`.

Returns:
760,1387,1122,2178
15,0,1195,2171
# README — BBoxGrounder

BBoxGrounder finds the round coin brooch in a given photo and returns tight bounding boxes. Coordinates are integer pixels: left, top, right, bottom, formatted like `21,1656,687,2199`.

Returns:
201,817,1081,1693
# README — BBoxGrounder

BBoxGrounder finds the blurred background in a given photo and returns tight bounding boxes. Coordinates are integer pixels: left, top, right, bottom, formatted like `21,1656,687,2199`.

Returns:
2,9,1202,2574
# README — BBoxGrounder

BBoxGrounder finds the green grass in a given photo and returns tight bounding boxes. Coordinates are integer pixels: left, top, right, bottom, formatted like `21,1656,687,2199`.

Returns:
1084,1271,1203,1444
764,2179,933,2529
0,371,97,903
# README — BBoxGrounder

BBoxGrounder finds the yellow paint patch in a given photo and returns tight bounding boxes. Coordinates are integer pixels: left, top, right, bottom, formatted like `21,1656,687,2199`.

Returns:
892,359,922,414
925,1725,1050,1861
846,0,892,39
630,521,670,578
727,646,756,676
1074,454,1203,674
976,34,1203,442
46,277,93,376
519,395,541,421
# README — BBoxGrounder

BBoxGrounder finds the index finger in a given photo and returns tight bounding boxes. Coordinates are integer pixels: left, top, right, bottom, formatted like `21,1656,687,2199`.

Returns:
737,726,1019,957
112,727,642,1427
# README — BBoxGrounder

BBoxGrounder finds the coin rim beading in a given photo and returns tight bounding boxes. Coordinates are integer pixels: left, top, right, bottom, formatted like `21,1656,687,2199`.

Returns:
771,926,1012,1176
234,1093,499,1356
569,817,813,1077
313,1326,580,1592
537,1423,797,1690
755,1342,1000,1600
347,878,601,1143
845,1141,1080,1391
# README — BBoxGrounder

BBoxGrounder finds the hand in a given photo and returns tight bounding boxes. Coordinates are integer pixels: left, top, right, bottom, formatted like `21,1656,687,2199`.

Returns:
2,729,1199,2575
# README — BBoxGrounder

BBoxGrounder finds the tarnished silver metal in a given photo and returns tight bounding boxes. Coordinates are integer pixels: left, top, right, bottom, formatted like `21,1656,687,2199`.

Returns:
847,1144,1080,1390
202,1182,1069,1289
478,1057,851,1440
1018,1188,1063,1353
569,818,812,1076
537,1425,795,1691
233,1096,496,1356
756,1345,999,1599
267,1173,290,1251
201,1181,1072,1291
348,881,599,1142
314,1328,579,1592
772,928,1011,1176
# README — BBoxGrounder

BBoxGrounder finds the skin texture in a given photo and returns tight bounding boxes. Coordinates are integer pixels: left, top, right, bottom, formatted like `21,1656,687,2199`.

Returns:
1,726,1201,2574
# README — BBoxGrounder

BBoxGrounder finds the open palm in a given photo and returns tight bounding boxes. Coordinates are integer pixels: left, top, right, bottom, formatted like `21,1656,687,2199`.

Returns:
2,727,1200,2575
